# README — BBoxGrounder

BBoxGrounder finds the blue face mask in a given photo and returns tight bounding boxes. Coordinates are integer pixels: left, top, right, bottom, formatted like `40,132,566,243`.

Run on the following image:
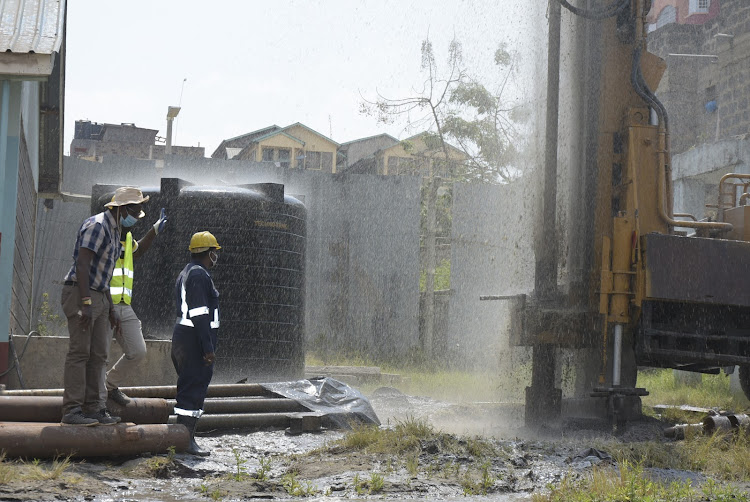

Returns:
120,214,138,227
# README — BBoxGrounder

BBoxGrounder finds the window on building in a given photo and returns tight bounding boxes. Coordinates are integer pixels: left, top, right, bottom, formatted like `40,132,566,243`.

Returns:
321,152,333,172
278,148,291,168
689,0,710,14
262,147,274,162
387,156,398,174
388,156,422,175
305,151,322,170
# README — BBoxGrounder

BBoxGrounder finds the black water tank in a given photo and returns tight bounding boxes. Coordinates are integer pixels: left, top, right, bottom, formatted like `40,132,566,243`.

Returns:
92,178,306,383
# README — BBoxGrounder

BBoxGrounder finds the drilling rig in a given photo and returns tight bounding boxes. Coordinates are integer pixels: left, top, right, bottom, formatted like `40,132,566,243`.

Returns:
504,0,750,427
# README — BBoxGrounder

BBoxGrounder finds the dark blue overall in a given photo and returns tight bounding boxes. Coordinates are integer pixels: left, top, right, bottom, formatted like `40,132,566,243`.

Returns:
171,261,220,416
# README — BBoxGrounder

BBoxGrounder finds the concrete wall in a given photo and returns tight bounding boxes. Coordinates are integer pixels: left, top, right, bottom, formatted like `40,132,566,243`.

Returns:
32,155,421,372
448,179,536,370
671,135,750,218
6,336,175,389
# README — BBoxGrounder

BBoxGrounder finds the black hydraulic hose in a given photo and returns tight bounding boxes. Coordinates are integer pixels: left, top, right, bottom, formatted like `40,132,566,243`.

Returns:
631,47,669,132
557,0,629,20
631,0,669,127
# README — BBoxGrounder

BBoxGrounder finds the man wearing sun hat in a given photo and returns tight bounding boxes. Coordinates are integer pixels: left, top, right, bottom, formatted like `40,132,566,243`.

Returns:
60,186,150,426
105,197,168,408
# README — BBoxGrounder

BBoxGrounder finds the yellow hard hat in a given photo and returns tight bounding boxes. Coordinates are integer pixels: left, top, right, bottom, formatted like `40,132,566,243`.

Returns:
189,231,221,253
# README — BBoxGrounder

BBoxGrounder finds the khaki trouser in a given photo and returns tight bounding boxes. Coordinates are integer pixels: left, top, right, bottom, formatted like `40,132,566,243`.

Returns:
104,303,147,397
61,285,112,415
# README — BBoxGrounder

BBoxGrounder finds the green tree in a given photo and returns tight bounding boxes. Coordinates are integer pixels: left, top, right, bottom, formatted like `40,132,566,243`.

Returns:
361,38,525,184
443,44,528,183
360,36,465,178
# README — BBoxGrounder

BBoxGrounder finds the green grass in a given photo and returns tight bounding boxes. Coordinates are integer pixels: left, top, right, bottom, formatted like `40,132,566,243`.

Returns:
0,453,15,484
22,456,75,481
305,352,525,403
638,369,750,414
282,471,317,496
531,460,748,502
595,428,750,482
323,416,500,460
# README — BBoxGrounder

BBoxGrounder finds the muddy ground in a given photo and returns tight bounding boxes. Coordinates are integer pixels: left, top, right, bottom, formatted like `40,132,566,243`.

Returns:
0,387,738,501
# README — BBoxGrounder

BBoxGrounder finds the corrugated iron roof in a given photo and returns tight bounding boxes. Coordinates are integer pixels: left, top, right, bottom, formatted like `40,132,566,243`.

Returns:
0,0,65,54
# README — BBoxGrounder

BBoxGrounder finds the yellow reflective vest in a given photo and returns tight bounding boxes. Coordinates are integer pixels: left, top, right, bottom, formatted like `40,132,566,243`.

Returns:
111,232,135,304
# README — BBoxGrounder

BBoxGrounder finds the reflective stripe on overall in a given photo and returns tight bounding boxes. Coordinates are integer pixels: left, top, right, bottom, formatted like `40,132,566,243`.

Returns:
178,264,220,329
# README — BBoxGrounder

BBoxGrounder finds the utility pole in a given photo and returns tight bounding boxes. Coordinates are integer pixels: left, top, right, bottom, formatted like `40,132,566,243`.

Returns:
165,106,181,156
423,174,439,358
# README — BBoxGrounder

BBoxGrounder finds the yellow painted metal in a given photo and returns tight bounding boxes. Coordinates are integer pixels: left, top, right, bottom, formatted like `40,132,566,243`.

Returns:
599,236,612,316
611,217,633,324
718,174,750,220
724,206,750,241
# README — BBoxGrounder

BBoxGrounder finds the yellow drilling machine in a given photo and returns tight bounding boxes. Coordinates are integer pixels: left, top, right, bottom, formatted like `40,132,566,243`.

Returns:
502,0,750,427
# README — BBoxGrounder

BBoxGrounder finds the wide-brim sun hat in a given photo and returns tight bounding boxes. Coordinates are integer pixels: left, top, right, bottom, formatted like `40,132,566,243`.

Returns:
104,186,149,217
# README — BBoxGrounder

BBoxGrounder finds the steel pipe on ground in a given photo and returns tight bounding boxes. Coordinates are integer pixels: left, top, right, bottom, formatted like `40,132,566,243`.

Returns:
0,396,169,424
170,412,324,432
703,415,734,434
170,398,309,415
0,422,189,458
0,383,275,399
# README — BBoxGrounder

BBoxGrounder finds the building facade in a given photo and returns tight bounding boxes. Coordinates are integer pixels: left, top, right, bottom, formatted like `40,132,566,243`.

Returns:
646,0,750,227
0,0,66,383
214,123,339,174
71,120,205,160
648,0,750,155
336,133,398,171
346,132,468,177
648,0,720,29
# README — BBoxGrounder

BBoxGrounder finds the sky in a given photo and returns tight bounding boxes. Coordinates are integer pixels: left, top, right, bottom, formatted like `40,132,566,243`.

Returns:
64,0,543,157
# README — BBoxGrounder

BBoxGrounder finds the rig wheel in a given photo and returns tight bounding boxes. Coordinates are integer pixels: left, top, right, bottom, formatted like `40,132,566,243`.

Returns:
739,365,750,401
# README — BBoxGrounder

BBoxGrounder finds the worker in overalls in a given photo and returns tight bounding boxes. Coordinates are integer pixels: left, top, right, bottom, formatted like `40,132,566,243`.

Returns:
106,203,168,407
171,231,221,457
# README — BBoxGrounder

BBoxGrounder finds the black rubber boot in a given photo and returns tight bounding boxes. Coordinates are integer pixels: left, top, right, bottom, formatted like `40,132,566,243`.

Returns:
177,415,210,457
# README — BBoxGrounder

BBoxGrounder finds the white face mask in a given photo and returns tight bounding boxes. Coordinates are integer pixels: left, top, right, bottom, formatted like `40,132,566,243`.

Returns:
209,250,219,267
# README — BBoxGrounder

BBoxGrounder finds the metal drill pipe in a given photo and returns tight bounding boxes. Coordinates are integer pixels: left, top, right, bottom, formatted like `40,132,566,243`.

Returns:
166,398,309,415
0,422,189,458
612,324,623,387
0,396,169,424
175,412,299,432
0,383,275,399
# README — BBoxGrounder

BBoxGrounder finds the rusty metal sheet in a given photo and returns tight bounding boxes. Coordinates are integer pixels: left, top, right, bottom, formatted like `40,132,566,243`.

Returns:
644,233,750,307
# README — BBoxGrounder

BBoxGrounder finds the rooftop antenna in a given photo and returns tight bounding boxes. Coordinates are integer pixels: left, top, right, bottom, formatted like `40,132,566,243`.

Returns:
175,78,187,145
328,114,333,138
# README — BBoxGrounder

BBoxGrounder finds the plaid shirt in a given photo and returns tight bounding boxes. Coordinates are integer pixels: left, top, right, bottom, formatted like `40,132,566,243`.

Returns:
64,210,121,292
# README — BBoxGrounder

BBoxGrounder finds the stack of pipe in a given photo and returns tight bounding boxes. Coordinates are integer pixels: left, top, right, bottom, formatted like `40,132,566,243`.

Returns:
0,384,325,457
664,413,750,439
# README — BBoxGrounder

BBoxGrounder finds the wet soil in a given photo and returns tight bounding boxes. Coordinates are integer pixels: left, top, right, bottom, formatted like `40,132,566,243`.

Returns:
0,388,732,501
